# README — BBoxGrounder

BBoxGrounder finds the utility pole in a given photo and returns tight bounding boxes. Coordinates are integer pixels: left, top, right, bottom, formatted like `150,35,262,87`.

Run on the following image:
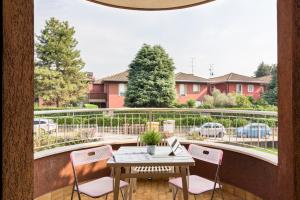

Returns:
191,57,195,74
209,64,214,78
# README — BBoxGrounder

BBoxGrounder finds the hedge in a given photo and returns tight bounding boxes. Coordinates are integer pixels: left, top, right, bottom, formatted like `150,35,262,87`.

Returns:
50,115,277,128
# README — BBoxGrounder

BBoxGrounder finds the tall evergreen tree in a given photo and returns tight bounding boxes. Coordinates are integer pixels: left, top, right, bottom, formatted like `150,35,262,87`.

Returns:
125,44,176,107
35,18,88,107
263,65,278,105
254,62,273,77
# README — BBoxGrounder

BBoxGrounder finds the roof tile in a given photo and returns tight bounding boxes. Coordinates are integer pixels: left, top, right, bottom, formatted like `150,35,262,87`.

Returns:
209,73,269,84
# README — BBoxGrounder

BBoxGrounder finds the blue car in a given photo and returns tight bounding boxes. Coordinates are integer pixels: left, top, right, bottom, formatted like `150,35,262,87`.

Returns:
236,123,271,138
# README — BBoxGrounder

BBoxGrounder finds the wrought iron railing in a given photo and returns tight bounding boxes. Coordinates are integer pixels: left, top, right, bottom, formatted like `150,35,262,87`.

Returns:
34,108,278,153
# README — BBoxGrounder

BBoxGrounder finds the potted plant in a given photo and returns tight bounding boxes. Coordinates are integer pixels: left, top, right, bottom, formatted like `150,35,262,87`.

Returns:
141,130,162,155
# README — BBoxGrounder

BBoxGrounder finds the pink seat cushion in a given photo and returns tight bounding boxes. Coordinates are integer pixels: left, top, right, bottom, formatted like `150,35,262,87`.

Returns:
78,176,128,197
169,175,220,195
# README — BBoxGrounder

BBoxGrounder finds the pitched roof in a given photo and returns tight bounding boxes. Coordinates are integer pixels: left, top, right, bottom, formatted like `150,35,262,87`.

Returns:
255,75,272,84
209,73,267,84
175,72,208,83
94,70,129,83
95,70,208,84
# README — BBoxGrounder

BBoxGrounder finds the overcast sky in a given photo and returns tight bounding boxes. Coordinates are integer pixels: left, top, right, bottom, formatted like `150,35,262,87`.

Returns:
34,0,277,79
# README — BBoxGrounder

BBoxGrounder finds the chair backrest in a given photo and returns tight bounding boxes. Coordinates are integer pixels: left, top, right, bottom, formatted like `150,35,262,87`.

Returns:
70,145,113,167
188,144,223,165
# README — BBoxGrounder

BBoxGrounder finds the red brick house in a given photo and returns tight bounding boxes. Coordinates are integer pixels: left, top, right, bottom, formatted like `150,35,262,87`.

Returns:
88,71,209,108
88,71,271,108
209,73,271,100
175,72,208,105
88,71,128,108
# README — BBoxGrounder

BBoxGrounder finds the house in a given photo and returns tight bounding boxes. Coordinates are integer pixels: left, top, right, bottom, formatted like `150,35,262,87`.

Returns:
89,71,128,108
88,71,272,108
209,73,271,100
175,72,208,104
88,71,209,108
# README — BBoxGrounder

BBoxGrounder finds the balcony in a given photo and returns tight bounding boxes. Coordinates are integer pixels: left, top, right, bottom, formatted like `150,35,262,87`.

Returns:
33,108,277,200
88,93,107,102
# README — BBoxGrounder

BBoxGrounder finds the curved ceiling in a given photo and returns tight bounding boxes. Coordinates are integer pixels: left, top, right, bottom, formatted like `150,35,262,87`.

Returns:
87,0,215,10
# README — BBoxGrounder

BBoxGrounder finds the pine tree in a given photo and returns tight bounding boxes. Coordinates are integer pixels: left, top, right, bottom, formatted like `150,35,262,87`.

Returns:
35,18,88,107
254,62,273,77
125,44,176,107
263,66,278,105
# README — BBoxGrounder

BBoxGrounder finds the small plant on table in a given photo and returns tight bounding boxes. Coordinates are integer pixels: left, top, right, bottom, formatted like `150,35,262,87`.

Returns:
141,130,162,155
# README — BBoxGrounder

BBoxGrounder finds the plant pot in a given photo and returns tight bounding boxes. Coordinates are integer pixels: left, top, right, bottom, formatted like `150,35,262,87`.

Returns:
147,145,156,155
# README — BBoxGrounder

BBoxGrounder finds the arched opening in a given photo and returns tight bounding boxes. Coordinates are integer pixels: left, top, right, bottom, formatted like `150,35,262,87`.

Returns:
2,0,299,200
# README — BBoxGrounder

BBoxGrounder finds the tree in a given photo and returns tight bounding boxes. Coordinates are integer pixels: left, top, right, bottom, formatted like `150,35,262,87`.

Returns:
254,62,274,77
35,18,88,107
125,44,176,107
263,66,278,105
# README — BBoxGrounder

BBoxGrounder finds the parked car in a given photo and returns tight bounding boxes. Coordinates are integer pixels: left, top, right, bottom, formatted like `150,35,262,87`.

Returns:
190,122,226,137
33,118,57,133
236,123,271,138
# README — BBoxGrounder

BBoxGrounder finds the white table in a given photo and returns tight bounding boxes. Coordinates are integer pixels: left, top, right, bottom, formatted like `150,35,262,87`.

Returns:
107,146,195,200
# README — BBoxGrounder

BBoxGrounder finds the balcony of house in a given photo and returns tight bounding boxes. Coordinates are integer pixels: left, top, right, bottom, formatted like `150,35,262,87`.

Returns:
88,93,107,103
33,108,278,200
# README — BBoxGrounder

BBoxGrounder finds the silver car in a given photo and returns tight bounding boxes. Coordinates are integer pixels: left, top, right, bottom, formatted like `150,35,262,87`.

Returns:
34,118,57,133
190,122,226,137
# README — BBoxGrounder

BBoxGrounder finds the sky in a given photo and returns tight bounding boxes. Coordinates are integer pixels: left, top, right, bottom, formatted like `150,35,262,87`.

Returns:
34,0,277,79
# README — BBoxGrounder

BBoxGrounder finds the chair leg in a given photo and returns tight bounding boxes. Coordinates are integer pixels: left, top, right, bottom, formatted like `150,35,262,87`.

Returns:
211,188,216,200
194,194,197,200
77,191,81,200
71,183,75,200
121,188,126,200
173,188,178,200
220,186,225,200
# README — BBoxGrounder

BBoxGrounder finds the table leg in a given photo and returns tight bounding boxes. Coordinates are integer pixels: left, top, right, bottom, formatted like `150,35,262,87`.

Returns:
125,167,133,200
180,166,189,200
114,167,121,200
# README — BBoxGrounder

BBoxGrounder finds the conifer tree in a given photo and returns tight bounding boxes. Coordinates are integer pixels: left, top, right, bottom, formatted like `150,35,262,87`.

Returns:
125,44,176,107
35,18,88,106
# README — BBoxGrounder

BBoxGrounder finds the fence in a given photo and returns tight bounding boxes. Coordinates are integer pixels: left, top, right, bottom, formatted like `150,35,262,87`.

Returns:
34,108,278,152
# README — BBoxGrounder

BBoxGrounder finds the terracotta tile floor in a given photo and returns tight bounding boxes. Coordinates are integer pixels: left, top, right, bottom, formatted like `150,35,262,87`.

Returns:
37,179,242,200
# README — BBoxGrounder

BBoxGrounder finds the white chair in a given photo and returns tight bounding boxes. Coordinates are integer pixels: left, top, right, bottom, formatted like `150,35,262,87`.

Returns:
70,145,128,200
169,144,224,200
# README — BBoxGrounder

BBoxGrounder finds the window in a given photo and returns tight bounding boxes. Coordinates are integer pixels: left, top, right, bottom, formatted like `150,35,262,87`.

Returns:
236,84,243,94
192,84,200,92
203,124,211,128
118,83,127,96
248,84,254,93
179,84,187,96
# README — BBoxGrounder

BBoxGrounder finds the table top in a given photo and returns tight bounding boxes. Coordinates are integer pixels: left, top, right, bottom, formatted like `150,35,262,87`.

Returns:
107,146,195,167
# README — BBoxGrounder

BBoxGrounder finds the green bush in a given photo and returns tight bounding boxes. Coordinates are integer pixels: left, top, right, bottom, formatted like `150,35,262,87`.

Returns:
187,99,196,108
255,98,269,106
34,106,81,111
226,93,237,107
232,118,249,127
247,96,255,104
214,93,228,107
141,130,162,145
203,95,214,106
83,104,98,108
216,118,232,128
199,103,214,109
236,95,251,108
